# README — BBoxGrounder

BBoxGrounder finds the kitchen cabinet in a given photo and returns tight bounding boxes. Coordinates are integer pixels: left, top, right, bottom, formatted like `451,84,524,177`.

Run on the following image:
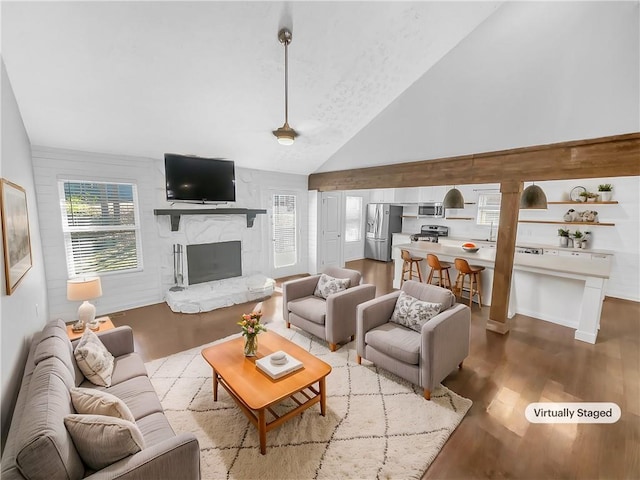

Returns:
394,187,419,204
558,250,592,259
369,188,396,203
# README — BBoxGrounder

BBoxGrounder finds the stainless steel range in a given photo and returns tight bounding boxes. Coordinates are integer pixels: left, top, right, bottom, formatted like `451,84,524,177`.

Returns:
411,225,449,243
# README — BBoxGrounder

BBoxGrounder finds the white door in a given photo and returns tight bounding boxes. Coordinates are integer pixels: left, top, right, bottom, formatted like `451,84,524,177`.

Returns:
269,192,300,278
320,191,343,270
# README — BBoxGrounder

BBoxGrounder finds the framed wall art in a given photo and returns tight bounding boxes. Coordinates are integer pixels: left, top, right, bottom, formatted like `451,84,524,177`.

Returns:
1,178,33,294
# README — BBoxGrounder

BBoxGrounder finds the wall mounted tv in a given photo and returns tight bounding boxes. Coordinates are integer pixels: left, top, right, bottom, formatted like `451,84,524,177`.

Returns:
165,154,236,203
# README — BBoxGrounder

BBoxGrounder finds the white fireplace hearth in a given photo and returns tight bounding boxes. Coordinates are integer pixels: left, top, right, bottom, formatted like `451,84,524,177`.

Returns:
165,274,275,313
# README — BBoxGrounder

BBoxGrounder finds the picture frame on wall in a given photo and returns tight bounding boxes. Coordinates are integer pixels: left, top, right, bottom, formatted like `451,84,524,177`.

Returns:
1,178,33,295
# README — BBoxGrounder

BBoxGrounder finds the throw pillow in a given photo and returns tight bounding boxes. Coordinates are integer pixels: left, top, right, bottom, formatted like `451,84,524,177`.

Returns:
64,414,145,470
74,329,114,387
313,273,350,299
390,291,443,332
70,387,135,422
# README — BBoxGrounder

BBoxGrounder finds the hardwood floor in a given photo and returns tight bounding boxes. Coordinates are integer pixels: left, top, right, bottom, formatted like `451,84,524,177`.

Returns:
110,260,639,479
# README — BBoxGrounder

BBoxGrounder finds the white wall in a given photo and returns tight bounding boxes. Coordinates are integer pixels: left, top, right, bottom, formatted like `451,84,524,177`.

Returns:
31,150,310,320
31,148,163,320
153,165,309,290
317,1,639,173
0,60,49,447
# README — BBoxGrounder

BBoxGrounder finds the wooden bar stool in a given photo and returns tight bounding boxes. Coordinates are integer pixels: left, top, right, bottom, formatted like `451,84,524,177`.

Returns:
454,258,485,308
401,249,423,285
426,254,453,290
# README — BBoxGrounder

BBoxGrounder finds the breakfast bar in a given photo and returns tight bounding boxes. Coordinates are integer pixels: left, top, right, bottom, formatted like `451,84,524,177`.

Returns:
393,241,611,344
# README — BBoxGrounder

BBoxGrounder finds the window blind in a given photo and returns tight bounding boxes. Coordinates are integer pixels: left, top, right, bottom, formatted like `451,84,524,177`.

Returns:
344,196,363,242
476,192,502,226
60,181,141,276
272,194,297,268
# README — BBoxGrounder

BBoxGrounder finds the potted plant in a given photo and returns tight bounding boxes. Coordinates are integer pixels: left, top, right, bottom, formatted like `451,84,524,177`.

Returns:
587,192,599,202
572,230,584,248
578,191,589,202
558,228,570,248
598,184,613,202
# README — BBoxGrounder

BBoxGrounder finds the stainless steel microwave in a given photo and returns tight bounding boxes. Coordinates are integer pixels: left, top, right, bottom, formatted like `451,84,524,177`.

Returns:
418,202,445,218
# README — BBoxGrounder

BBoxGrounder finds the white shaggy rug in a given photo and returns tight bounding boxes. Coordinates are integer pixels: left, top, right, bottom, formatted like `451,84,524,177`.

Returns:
145,321,472,480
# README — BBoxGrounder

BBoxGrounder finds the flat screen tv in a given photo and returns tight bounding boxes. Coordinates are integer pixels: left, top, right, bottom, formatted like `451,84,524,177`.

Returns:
165,154,236,203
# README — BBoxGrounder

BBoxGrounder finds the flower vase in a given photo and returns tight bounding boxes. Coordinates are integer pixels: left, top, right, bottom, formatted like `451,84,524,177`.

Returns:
244,335,258,357
559,236,569,248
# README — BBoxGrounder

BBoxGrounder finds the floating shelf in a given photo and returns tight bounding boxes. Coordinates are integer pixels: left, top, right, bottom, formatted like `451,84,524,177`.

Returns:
445,217,474,220
154,208,267,231
548,201,619,205
518,220,615,226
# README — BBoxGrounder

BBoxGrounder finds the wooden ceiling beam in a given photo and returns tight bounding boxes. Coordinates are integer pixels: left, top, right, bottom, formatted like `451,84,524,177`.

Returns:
308,132,640,191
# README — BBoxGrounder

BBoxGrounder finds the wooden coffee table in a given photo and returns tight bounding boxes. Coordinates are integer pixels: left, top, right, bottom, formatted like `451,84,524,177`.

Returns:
201,330,332,454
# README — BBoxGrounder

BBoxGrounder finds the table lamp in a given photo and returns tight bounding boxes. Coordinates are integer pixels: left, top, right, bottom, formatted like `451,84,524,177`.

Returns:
67,277,103,331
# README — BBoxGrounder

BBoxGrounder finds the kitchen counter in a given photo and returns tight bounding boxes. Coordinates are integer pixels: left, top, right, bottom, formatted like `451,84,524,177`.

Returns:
393,242,610,344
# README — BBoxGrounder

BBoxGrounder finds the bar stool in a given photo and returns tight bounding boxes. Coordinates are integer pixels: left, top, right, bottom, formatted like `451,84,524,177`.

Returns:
401,249,423,285
426,254,453,290
454,258,485,308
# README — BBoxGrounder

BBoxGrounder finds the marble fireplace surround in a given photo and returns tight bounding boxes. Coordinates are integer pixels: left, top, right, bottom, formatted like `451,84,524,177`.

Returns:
157,213,274,313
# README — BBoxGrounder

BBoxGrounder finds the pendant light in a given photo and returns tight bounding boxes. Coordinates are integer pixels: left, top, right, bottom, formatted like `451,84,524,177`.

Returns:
443,186,465,209
273,28,297,146
520,183,548,209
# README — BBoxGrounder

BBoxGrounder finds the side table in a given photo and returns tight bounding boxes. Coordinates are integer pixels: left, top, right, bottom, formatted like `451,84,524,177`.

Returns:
66,316,114,341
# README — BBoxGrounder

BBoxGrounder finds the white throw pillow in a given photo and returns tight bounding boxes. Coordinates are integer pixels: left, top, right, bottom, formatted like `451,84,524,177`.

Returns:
390,291,443,332
313,273,350,299
70,387,135,422
74,329,114,387
64,414,145,470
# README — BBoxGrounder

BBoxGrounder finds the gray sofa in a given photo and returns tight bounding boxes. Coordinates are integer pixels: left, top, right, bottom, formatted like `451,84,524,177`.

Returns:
356,280,471,400
1,319,200,479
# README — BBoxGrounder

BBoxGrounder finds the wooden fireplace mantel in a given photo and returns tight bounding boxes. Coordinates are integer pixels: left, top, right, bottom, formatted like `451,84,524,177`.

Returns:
153,208,267,231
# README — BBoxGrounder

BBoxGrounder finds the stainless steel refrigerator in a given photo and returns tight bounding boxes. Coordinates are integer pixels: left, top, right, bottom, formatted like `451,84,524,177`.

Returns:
364,204,403,262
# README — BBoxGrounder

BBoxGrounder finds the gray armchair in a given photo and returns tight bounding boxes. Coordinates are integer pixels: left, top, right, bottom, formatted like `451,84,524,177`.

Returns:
356,280,470,399
283,267,376,351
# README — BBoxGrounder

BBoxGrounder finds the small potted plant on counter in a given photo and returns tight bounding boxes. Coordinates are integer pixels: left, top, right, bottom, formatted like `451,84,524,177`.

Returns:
598,184,613,202
558,228,570,248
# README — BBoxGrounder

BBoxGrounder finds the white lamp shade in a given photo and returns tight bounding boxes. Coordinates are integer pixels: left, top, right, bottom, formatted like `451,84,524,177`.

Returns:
67,277,102,301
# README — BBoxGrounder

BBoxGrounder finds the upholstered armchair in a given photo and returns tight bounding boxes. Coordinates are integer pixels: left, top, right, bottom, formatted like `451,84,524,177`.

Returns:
356,280,470,399
283,267,376,351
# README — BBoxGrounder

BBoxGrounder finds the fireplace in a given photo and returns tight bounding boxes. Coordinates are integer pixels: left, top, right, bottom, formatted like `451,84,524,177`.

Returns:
186,241,242,285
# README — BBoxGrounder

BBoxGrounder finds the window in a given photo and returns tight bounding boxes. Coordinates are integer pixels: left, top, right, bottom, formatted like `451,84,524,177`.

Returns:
344,196,363,242
272,194,297,268
476,192,501,226
59,180,142,276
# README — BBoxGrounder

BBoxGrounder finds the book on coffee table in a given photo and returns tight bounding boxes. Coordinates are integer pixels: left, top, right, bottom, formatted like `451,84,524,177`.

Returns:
256,351,303,379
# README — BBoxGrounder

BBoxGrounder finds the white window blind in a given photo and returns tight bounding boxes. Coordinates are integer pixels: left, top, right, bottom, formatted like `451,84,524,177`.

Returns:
344,196,363,242
272,194,297,268
59,180,142,276
476,193,502,226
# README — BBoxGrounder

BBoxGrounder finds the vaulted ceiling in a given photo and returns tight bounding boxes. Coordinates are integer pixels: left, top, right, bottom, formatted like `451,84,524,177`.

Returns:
1,1,502,175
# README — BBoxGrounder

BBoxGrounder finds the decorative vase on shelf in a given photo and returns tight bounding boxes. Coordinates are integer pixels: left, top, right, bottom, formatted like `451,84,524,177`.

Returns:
244,335,258,357
599,191,612,202
559,236,569,248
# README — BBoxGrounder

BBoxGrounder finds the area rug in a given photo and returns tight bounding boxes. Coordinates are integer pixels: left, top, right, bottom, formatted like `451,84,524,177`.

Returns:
145,321,472,480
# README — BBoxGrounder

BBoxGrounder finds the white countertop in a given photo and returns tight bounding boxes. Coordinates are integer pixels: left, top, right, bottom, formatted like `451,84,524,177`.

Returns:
394,232,614,256
394,242,611,279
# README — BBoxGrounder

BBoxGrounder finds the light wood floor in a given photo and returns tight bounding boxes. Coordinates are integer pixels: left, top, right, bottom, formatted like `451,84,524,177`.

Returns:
110,259,639,479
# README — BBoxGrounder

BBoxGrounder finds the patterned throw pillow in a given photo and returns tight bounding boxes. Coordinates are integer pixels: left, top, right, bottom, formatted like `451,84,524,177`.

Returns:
64,414,145,470
313,273,350,299
390,291,443,332
70,387,136,422
74,329,114,387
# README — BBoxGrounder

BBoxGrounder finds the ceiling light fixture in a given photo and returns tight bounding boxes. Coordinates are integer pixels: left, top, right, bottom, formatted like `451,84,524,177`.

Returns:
273,28,297,146
443,186,465,209
520,183,548,209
